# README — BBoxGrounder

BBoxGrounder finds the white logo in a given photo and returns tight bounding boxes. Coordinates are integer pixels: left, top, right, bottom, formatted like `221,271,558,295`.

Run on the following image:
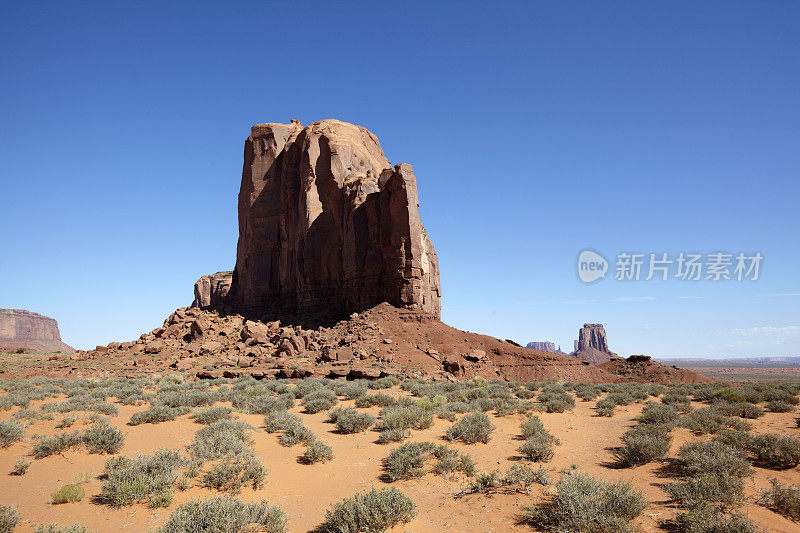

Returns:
578,250,608,283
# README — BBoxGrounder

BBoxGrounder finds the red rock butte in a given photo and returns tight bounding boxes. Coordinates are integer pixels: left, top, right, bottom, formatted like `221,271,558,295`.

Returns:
193,119,441,321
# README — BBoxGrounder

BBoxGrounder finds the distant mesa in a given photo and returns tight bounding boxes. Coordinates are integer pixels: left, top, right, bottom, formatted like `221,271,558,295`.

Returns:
525,341,566,355
0,309,73,353
191,119,441,321
569,323,620,364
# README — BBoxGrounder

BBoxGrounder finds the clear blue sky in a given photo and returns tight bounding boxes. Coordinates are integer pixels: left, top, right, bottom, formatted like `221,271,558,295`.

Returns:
1,2,798,357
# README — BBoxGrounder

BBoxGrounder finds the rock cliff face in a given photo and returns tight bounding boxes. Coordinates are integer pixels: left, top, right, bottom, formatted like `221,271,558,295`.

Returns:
570,323,618,364
0,309,73,353
525,341,565,354
195,119,441,319
192,271,233,309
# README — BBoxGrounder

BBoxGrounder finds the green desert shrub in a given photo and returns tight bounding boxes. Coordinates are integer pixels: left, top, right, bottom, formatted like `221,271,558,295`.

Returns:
665,440,751,508
0,421,24,447
202,452,266,494
672,504,757,533
302,440,334,464
51,483,85,504
158,496,287,533
10,458,32,476
334,409,375,434
56,416,76,428
539,391,575,413
445,412,494,444
596,400,616,417
637,402,679,426
354,393,395,408
766,400,794,413
0,505,19,533
384,441,474,481
711,388,746,404
613,424,672,467
264,411,301,432
301,388,338,414
189,420,253,460
368,376,400,389
246,394,294,415
98,448,183,507
525,474,647,533
33,525,89,533
190,406,234,424
376,428,408,444
378,405,433,431
748,434,800,469
332,381,368,400
129,405,179,426
682,407,749,435
82,421,124,454
758,478,800,521
321,487,415,533
31,431,83,458
713,430,754,453
661,392,692,412
518,415,559,461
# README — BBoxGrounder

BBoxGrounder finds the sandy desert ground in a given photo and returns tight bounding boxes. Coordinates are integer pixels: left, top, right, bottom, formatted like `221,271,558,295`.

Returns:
0,377,799,533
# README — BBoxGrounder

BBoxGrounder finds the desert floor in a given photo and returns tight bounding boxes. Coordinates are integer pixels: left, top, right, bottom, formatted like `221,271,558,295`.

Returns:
1,382,799,532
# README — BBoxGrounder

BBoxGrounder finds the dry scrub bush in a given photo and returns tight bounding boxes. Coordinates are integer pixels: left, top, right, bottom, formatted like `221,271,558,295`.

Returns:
758,478,800,521
158,496,287,533
82,421,124,454
525,474,647,533
384,441,474,481
0,421,24,447
98,448,183,507
333,409,375,434
190,406,233,424
445,412,494,444
302,440,334,464
10,457,31,475
33,525,89,533
748,434,800,469
321,487,415,533
301,388,339,414
189,420,253,459
0,505,19,533
129,405,179,426
613,424,672,467
202,452,265,494
671,505,757,533
518,414,559,462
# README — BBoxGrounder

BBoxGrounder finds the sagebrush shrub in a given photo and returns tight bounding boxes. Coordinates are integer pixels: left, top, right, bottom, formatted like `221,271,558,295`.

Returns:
31,431,83,458
0,504,19,533
748,434,800,469
613,424,672,467
202,452,265,494
0,421,24,448
379,405,433,431
129,405,179,426
33,524,89,533
637,402,679,426
384,441,473,481
159,496,287,533
321,487,415,533
190,406,234,424
190,420,253,459
301,389,338,414
10,457,31,476
766,400,794,413
334,409,375,434
303,440,334,464
445,412,494,444
672,504,757,533
82,421,124,454
759,478,800,521
98,448,183,507
525,474,646,533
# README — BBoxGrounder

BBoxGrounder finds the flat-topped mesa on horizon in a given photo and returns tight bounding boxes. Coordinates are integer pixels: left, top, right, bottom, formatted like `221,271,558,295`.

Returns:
570,323,619,364
192,119,441,320
525,341,566,355
0,309,73,353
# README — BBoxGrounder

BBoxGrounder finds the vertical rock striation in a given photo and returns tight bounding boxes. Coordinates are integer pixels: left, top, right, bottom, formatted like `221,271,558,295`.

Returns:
194,119,441,319
0,309,73,353
570,323,618,364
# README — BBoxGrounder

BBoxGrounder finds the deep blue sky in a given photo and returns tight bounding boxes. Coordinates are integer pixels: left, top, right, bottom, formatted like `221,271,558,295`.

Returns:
1,2,798,357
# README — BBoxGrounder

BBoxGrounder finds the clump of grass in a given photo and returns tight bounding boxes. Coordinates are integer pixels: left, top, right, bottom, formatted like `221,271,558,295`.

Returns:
384,441,474,481
10,457,32,476
525,474,647,532
82,421,124,454
98,448,183,507
190,406,234,425
748,434,800,469
0,505,19,533
51,483,85,504
758,478,800,521
321,487,415,533
202,452,265,494
445,412,494,444
334,408,375,434
302,440,334,464
613,424,672,467
158,496,287,533
129,405,179,426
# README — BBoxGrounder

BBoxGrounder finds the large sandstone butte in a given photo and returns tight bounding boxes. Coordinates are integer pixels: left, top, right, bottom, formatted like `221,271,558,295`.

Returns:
0,309,73,353
193,119,441,320
570,323,619,364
